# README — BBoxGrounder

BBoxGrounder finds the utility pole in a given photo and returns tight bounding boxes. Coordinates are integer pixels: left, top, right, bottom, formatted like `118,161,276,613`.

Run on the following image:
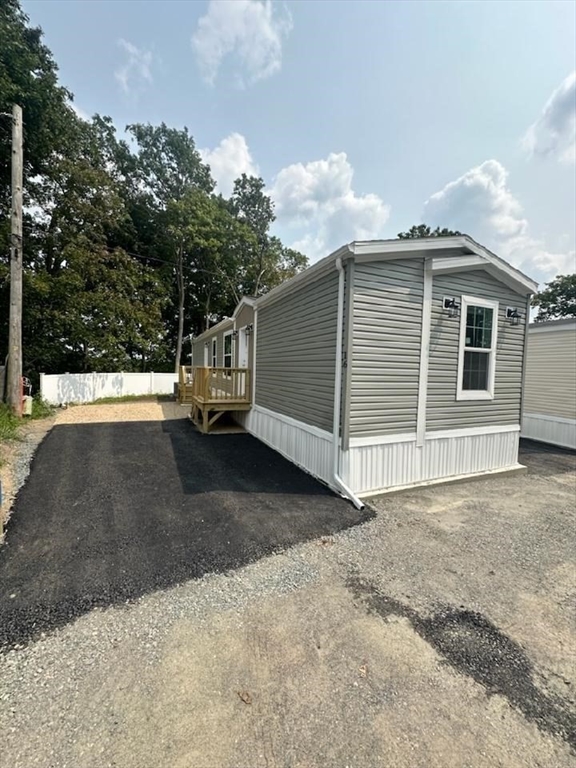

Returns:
6,105,23,416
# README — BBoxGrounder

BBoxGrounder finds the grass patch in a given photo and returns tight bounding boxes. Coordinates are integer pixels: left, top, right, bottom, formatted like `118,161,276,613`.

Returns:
0,403,20,441
90,393,174,405
31,395,55,420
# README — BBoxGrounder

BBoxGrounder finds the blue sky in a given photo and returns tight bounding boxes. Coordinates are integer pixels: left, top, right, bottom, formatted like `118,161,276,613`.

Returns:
25,0,576,283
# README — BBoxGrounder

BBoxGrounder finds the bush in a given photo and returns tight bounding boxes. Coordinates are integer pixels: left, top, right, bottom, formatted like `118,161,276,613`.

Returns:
0,403,20,441
31,395,54,420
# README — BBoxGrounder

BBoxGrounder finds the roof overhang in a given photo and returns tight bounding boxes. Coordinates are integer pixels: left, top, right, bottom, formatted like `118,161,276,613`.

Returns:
205,235,538,322
231,296,256,320
352,236,538,295
529,318,576,334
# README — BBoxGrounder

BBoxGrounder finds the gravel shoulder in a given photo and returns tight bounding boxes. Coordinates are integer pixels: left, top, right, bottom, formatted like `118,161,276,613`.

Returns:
0,408,574,768
0,418,54,537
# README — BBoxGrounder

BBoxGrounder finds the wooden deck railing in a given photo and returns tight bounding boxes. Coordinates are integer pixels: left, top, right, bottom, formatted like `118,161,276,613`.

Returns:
179,365,192,383
192,367,251,403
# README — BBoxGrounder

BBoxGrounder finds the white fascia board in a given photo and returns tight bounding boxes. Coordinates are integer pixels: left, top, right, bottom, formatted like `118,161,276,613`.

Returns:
463,238,538,294
529,319,576,334
354,235,537,295
351,236,472,258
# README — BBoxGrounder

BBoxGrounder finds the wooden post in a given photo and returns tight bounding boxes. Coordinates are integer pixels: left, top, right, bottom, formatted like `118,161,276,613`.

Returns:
6,105,23,416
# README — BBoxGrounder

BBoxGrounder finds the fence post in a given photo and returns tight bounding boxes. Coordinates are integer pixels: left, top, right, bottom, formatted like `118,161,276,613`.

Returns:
92,372,96,403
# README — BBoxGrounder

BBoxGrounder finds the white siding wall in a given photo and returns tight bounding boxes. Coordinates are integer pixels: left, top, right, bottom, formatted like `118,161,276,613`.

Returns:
522,321,576,449
341,427,521,496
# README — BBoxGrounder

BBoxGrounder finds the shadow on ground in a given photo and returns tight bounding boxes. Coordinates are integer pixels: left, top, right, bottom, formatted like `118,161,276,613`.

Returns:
520,438,576,477
0,419,372,650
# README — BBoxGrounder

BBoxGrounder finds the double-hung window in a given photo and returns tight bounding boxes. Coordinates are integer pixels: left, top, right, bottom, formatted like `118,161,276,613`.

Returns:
211,337,217,368
457,295,498,400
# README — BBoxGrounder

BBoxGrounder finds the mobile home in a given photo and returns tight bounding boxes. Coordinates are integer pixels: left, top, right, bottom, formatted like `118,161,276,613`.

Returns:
190,236,538,506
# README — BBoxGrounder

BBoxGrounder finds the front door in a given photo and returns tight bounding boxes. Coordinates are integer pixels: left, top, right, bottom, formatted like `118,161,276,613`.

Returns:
238,328,249,368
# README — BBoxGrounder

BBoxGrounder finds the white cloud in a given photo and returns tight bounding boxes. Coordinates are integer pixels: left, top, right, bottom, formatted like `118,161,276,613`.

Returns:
200,133,259,197
115,39,154,95
522,71,576,164
424,159,575,284
192,0,292,86
271,152,391,261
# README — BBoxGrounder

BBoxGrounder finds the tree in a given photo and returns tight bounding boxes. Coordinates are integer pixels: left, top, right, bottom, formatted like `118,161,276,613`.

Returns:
127,123,215,370
228,174,307,297
531,274,576,321
397,224,462,239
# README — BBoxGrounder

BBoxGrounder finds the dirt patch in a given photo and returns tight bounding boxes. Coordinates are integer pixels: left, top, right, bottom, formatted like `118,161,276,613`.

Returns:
54,399,185,425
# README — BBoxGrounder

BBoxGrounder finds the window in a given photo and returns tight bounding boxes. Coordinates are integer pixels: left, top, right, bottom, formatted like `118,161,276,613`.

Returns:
457,295,498,401
211,337,217,368
223,331,233,373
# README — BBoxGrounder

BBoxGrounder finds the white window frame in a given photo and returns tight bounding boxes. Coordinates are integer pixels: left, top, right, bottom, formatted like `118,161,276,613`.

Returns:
457,295,498,401
211,337,217,368
223,330,233,376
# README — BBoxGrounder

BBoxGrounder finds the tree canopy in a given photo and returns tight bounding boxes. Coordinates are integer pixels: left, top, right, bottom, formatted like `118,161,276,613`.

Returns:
0,0,308,381
397,224,462,239
531,274,576,321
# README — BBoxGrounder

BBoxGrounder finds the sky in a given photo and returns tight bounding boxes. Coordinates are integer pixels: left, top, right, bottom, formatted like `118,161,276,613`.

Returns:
24,0,576,285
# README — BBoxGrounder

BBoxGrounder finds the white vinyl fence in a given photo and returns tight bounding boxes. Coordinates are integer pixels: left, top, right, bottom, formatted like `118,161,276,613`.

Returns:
40,371,178,405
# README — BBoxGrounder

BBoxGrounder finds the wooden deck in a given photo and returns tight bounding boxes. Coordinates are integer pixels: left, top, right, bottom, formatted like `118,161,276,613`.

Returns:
189,367,251,433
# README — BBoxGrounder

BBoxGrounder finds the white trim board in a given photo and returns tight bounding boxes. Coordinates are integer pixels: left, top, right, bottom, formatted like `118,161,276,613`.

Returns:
349,423,520,447
456,294,498,401
416,258,432,446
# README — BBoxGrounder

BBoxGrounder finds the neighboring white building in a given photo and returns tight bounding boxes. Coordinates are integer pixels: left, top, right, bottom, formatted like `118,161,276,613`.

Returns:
522,318,576,450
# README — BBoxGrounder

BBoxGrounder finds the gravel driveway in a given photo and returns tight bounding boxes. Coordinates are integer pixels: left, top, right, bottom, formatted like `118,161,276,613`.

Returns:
0,404,574,768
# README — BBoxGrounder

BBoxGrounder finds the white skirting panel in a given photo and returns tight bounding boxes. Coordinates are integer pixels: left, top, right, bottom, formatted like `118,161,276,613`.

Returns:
522,413,576,450
341,426,521,497
235,405,333,485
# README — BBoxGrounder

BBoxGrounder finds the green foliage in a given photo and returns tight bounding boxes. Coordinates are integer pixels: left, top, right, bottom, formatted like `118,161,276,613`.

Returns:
0,403,20,440
397,224,463,239
531,274,576,321
31,394,53,419
0,0,309,385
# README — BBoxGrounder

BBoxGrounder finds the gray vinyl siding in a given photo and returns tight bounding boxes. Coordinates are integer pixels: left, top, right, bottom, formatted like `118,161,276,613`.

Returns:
524,326,576,420
256,271,339,432
427,271,528,431
349,259,424,437
192,323,232,368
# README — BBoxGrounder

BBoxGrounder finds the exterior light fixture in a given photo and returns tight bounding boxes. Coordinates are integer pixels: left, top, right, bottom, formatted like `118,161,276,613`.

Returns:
443,297,460,318
231,329,239,338
204,341,209,348
245,323,253,335
506,307,521,326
